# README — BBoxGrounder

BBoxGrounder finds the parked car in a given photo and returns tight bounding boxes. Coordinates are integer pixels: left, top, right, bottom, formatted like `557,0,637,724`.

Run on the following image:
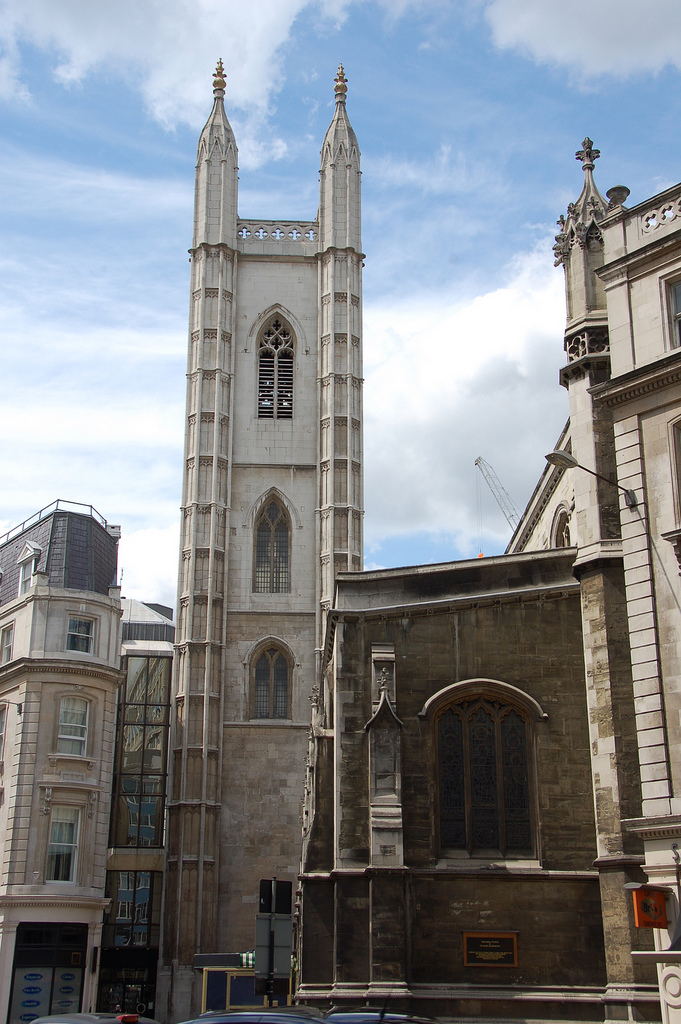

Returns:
30,1015,160,1024
324,1010,439,1024
192,1012,327,1024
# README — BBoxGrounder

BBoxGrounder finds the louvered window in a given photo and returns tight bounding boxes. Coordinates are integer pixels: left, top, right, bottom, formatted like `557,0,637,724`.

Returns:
258,318,294,419
254,501,290,593
253,648,289,719
438,699,533,857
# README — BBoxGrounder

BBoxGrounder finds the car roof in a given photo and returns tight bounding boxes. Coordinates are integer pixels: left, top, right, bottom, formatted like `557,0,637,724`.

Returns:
193,1013,326,1024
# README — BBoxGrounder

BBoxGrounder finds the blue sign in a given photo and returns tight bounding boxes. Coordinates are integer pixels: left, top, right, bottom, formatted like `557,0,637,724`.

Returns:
61,973,75,981
23,975,43,982
21,1003,39,1009
22,989,40,995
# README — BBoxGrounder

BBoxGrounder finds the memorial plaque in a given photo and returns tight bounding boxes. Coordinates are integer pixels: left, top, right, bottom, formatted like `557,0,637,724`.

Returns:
463,931,518,967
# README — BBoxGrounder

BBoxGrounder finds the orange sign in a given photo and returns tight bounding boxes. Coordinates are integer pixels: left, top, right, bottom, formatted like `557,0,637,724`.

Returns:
633,887,668,928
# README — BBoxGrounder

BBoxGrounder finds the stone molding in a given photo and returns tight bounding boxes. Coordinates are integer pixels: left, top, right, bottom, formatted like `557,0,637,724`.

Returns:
591,350,681,408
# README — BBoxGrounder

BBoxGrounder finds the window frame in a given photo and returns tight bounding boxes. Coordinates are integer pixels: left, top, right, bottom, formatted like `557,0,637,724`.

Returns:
436,698,535,859
1,622,14,665
670,280,681,350
57,695,89,757
250,645,291,720
46,804,80,882
110,655,171,849
0,704,6,761
253,499,291,594
421,680,545,863
18,558,35,596
66,616,95,655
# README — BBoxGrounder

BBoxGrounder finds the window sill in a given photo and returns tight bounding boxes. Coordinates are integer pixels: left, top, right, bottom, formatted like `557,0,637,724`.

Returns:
435,855,542,872
48,752,97,770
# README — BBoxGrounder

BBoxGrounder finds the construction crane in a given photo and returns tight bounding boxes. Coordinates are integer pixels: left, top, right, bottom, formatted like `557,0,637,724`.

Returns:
474,457,521,556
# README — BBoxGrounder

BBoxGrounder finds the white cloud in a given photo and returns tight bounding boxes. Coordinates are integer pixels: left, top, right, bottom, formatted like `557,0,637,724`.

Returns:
483,0,681,77
118,524,180,611
0,0,348,163
363,240,568,556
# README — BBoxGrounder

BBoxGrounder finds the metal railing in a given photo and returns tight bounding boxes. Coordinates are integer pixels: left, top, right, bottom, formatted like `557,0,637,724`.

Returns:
0,499,107,547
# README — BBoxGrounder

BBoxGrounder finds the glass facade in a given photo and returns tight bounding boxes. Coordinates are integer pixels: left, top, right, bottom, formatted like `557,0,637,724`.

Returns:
102,870,162,949
110,656,170,848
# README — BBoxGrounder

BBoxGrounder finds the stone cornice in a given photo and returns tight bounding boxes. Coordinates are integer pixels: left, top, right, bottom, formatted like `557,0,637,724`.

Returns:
597,226,681,281
624,813,681,840
590,350,681,408
0,657,122,687
0,893,110,909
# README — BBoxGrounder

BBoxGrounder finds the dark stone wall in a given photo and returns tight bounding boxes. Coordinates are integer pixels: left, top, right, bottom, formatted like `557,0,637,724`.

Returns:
299,554,630,1016
332,589,596,873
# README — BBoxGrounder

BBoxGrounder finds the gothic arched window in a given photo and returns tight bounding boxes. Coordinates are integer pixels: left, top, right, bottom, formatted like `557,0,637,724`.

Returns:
252,647,290,719
254,500,290,593
437,698,534,857
257,318,294,419
548,507,569,548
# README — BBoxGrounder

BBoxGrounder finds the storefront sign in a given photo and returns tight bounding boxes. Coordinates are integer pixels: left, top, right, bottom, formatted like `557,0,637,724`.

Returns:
633,888,669,929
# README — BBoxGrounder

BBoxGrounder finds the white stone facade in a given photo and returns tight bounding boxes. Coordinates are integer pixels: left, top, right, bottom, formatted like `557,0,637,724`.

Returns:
159,65,364,1020
0,506,122,1022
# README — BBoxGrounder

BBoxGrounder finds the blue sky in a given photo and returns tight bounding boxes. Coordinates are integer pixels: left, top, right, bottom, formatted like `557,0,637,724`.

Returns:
1,0,681,608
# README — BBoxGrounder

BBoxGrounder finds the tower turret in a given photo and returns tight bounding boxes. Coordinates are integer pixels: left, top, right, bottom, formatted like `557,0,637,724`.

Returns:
193,60,238,248
316,67,364,644
554,138,609,331
319,64,361,251
555,140,649,1013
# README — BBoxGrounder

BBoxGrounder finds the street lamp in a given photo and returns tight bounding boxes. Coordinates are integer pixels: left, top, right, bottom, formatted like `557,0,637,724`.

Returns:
545,450,638,509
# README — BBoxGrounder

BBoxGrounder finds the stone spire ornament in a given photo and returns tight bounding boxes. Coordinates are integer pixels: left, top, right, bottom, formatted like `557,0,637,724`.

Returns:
213,58,226,96
576,137,600,170
334,63,348,101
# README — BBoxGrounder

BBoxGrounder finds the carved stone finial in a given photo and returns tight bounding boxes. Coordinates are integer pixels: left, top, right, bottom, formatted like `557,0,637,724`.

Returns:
576,137,600,170
213,59,226,95
334,63,347,101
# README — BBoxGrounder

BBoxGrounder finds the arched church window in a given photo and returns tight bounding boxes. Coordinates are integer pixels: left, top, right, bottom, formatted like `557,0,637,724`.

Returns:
437,697,534,857
252,647,290,719
257,318,294,419
554,510,571,547
254,500,290,593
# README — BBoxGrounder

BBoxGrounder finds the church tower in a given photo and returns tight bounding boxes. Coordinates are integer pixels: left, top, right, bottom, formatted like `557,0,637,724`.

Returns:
158,64,363,1019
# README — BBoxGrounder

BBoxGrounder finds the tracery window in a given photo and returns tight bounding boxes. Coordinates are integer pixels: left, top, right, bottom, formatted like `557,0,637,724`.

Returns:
254,501,290,593
252,647,289,719
437,698,533,857
257,318,294,419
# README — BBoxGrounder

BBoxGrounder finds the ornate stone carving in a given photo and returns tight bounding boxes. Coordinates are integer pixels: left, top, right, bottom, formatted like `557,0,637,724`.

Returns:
42,787,52,815
565,326,610,362
642,198,681,233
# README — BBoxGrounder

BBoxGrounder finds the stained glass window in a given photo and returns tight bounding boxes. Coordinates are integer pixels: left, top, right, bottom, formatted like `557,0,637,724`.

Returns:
437,698,533,857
